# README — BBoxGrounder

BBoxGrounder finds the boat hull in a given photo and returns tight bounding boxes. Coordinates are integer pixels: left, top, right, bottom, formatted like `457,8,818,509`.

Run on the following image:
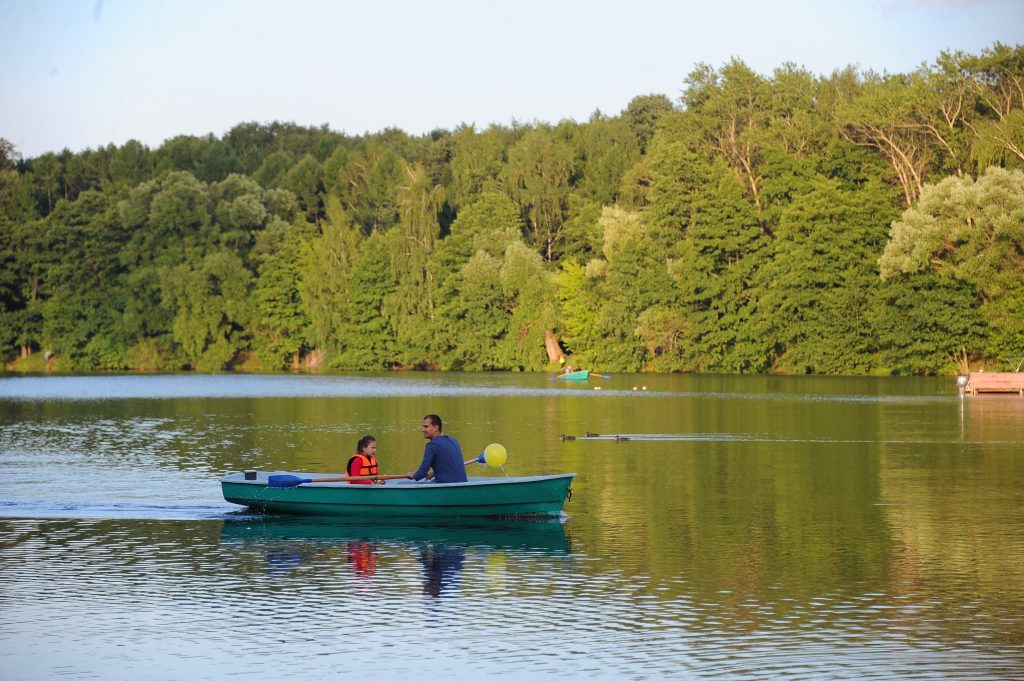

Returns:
557,370,590,381
221,472,576,518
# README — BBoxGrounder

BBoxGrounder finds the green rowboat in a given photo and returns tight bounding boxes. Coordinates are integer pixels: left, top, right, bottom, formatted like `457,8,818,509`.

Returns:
557,370,590,381
220,471,576,518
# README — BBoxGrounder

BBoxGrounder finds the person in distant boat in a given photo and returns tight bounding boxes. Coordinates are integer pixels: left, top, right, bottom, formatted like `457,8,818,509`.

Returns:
348,434,382,485
406,414,468,484
564,364,574,374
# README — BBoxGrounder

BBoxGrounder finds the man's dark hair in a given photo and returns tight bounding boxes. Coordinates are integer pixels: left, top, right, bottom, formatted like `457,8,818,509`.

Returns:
423,414,442,430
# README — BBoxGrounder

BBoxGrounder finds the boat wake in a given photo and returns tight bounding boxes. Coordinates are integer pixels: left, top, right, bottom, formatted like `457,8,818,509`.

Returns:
558,432,1023,445
0,498,239,521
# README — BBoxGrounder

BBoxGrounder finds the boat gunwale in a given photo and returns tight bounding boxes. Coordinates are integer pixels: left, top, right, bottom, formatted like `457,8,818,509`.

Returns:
220,472,576,489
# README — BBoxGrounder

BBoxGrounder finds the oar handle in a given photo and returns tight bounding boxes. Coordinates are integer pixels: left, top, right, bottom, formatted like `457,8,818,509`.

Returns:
311,474,409,482
267,473,409,488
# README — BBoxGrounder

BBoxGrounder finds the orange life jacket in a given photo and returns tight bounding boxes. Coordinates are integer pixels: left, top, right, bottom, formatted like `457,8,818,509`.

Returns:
347,453,378,484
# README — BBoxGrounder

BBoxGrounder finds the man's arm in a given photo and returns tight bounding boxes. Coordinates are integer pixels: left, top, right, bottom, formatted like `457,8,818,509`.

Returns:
408,444,435,481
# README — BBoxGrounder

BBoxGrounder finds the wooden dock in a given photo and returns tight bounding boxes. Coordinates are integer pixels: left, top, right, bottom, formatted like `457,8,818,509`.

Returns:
964,372,1024,396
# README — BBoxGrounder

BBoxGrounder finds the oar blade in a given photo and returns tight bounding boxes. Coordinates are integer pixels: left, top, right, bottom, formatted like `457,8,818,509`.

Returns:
267,474,311,488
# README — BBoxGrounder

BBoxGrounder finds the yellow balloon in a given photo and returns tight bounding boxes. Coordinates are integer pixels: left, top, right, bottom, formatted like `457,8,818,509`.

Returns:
483,443,507,468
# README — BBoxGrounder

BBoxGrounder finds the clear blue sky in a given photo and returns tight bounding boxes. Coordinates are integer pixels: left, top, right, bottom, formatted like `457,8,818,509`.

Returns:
1,0,1022,159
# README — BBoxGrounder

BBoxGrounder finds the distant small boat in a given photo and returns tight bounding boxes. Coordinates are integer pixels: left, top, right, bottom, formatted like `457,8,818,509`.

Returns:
557,370,590,381
220,471,576,518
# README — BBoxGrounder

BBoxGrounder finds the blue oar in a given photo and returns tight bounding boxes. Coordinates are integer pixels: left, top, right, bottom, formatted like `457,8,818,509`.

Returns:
268,474,407,488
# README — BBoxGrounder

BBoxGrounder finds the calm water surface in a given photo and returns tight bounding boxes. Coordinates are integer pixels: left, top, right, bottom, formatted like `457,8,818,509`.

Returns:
1,372,1022,680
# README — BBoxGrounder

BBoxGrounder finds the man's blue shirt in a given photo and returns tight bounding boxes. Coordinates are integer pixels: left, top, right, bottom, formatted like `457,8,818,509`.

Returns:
412,435,467,483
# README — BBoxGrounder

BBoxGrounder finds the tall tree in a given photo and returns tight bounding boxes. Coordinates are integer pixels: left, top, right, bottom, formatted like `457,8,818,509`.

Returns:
879,166,1024,358
623,94,675,153
284,154,324,227
668,161,769,372
384,163,445,365
494,241,558,370
560,207,667,371
211,174,268,255
108,140,152,190
433,250,508,370
140,171,215,265
160,250,253,370
502,125,576,260
960,43,1024,170
38,191,132,368
868,272,987,374
681,59,775,218
297,196,361,355
760,175,893,374
333,146,404,234
334,231,397,369
252,218,310,369
575,114,639,206
838,68,959,206
446,125,511,210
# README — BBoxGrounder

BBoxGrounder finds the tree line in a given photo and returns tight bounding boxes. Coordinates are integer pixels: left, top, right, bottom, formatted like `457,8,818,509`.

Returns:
2,43,1023,375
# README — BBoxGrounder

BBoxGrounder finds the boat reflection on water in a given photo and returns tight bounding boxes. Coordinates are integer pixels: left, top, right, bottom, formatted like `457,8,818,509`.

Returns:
418,542,465,597
347,539,376,579
220,516,572,596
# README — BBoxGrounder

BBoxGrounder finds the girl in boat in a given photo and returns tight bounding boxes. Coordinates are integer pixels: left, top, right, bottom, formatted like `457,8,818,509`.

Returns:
347,435,382,484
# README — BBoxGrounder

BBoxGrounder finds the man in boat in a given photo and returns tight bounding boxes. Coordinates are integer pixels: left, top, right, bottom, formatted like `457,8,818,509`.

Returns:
407,414,468,484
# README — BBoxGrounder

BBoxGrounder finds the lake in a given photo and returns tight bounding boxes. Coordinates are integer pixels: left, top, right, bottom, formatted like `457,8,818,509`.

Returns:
1,372,1022,679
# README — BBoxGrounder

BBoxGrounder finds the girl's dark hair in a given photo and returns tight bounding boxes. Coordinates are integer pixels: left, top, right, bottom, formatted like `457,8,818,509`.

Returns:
357,435,376,453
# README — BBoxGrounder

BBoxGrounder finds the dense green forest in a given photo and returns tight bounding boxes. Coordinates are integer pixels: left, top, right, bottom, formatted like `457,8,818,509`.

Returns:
2,44,1023,375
